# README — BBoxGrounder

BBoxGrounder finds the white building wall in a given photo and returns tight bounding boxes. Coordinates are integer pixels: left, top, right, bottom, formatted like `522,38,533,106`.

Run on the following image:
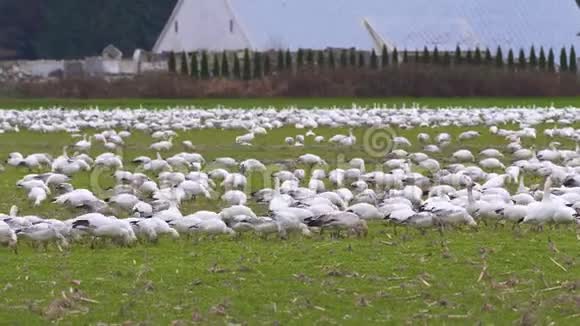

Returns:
14,60,65,77
154,0,580,57
153,0,251,53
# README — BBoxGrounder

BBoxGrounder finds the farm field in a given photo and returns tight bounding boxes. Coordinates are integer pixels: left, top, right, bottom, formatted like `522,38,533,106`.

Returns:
2,96,580,109
0,106,578,324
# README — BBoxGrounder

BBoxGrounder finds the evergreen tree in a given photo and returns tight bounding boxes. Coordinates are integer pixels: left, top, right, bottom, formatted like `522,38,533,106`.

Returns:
328,50,335,70
517,49,526,70
190,52,199,78
167,52,176,73
560,47,568,72
243,48,251,80
370,49,378,69
296,48,305,69
381,45,389,68
455,45,462,65
277,49,285,72
263,53,271,76
538,47,546,70
570,46,577,73
495,47,504,68
220,51,230,78
285,49,292,71
316,50,325,69
180,52,188,75
212,53,220,78
306,49,314,66
200,51,210,79
358,51,365,68
465,50,473,65
484,48,493,65
474,47,482,65
253,51,262,79
414,49,421,64
547,48,555,72
422,46,430,64
442,51,451,66
232,53,241,79
529,46,538,68
349,48,357,66
340,49,348,68
392,48,399,64
507,49,515,70
432,47,440,64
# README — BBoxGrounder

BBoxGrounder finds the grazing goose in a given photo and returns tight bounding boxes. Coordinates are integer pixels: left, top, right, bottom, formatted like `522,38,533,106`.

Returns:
306,212,368,237
0,220,17,252
16,222,69,251
222,190,247,206
72,214,137,245
521,177,558,227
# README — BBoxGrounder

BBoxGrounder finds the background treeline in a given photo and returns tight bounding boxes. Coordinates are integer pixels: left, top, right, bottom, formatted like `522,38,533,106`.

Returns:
6,45,580,98
0,0,176,60
167,45,578,79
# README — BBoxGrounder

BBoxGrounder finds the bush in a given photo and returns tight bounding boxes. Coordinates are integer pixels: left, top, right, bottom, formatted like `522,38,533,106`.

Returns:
12,64,579,99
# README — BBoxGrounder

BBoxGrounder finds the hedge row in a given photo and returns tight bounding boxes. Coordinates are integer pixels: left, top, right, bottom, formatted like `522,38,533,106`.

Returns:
167,45,578,79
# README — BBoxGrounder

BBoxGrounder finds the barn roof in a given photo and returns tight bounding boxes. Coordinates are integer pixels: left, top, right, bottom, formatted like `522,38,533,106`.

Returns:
154,0,580,52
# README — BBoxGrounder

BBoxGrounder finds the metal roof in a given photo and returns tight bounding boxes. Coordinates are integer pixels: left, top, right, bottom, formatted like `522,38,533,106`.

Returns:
154,0,580,53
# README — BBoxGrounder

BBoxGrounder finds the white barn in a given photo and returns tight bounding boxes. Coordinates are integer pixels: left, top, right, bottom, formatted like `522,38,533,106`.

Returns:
154,0,580,53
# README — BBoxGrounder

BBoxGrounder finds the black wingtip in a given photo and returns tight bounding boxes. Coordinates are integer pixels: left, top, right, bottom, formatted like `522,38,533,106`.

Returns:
306,218,324,227
72,219,90,228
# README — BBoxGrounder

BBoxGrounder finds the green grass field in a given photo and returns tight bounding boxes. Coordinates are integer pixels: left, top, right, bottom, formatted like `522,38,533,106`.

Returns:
0,113,578,324
2,96,580,109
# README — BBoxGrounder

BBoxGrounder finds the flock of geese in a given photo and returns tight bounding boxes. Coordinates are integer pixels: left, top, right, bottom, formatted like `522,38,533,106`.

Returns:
1,106,580,253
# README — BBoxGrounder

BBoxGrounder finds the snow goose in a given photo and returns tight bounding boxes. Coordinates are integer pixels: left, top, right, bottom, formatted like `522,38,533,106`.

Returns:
214,157,238,168
236,132,255,145
458,131,480,141
521,177,559,228
452,149,475,162
132,201,153,217
297,154,326,166
417,133,430,143
189,218,235,237
0,220,17,253
220,205,257,224
182,140,196,150
479,158,505,170
72,214,136,246
240,159,266,174
127,217,179,241
480,148,504,158
179,180,211,199
150,138,173,151
144,153,171,173
222,190,247,206
74,135,92,152
308,178,325,193
306,212,368,237
53,188,101,209
431,204,477,227
221,173,247,190
15,222,69,251
271,211,311,239
346,203,382,220
400,212,435,230
106,193,140,212
28,187,49,206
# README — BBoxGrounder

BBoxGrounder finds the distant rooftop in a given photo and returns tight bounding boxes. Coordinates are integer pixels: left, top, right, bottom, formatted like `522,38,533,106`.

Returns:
154,0,580,53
